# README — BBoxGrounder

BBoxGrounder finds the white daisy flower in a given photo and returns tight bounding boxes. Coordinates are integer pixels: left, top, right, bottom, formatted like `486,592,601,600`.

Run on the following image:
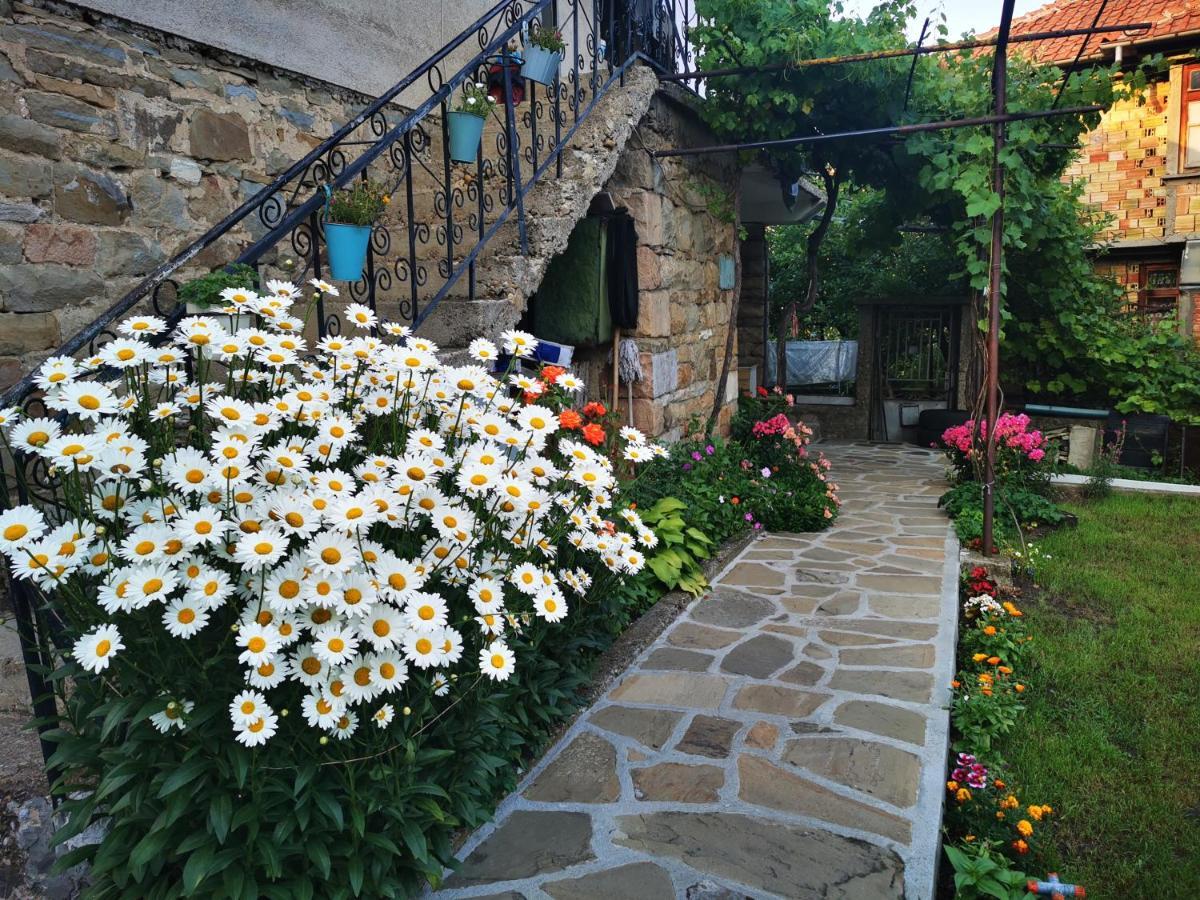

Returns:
73,624,123,674
312,624,358,665
372,703,394,728
0,507,45,554
149,699,194,733
235,711,278,747
479,641,515,681
162,597,209,638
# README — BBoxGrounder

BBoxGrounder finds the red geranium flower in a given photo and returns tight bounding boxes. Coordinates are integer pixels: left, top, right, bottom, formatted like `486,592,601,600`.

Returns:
583,401,607,418
757,386,769,397
559,409,583,430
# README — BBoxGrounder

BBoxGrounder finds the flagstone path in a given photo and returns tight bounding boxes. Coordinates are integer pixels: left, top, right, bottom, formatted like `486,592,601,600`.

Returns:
433,442,958,900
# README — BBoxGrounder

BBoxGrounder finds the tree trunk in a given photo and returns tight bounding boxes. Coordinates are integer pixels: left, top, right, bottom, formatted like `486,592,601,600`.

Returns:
774,169,840,389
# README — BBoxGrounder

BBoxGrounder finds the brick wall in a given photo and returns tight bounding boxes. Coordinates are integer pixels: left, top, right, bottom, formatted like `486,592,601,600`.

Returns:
1063,81,1168,243
0,0,381,388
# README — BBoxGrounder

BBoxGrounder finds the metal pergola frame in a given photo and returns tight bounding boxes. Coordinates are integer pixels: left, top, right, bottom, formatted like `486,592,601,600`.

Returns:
658,3,1146,555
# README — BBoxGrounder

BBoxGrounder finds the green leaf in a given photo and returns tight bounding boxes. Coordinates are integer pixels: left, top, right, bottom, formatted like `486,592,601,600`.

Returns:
208,793,233,844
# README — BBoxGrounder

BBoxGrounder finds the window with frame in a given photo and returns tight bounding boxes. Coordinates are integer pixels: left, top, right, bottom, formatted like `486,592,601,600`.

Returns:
1182,64,1200,169
1139,261,1179,313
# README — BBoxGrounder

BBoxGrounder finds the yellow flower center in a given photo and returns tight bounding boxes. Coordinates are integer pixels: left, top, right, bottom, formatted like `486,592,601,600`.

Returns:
415,638,433,655
96,639,112,657
3,524,27,542
248,636,267,653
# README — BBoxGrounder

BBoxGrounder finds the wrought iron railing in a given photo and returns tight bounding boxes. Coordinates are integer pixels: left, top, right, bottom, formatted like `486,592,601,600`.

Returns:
0,0,693,773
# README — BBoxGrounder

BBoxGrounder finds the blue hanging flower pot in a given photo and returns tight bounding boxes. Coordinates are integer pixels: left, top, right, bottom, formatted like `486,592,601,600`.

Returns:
447,111,486,164
324,222,372,282
521,45,562,86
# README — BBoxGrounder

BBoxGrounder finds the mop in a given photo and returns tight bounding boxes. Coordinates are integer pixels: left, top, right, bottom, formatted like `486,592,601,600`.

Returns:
617,337,643,425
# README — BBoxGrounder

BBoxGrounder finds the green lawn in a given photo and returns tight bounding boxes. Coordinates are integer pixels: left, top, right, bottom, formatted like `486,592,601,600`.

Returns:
1003,492,1200,898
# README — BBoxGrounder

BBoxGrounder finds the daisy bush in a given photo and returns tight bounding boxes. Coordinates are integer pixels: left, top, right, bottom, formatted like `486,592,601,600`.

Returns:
0,279,662,895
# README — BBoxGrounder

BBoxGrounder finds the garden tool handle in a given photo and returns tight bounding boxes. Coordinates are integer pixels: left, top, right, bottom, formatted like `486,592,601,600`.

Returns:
1026,873,1085,898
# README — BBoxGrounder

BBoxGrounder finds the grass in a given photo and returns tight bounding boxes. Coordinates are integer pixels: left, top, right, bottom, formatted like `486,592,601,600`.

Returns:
1003,492,1200,898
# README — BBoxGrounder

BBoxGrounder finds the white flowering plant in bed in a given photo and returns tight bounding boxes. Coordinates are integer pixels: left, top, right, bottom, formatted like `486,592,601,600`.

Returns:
0,279,661,894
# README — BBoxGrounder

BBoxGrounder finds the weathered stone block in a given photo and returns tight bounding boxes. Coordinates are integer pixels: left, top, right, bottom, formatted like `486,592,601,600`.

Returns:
169,68,222,93
168,157,202,185
783,738,921,808
0,311,59,354
0,152,52,199
0,202,44,223
544,861,675,900
633,762,724,802
588,706,681,750
444,811,594,887
523,732,620,804
116,95,182,153
129,171,190,228
0,224,21,264
0,114,62,159
68,139,144,170
23,91,116,137
636,244,662,289
22,224,95,265
54,169,129,224
94,230,166,277
3,23,126,67
636,288,670,337
188,109,251,161
0,264,103,312
32,75,115,109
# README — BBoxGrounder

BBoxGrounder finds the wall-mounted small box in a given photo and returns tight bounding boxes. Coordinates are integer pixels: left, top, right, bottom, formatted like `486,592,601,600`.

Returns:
718,254,735,290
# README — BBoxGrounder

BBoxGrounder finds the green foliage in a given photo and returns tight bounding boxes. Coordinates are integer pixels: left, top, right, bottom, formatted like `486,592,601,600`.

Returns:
177,264,258,310
326,182,390,226
454,81,496,119
526,27,565,54
939,484,1064,547
943,842,1030,900
637,497,714,596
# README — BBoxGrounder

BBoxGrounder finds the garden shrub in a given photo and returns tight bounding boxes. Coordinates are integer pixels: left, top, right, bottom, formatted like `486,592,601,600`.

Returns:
0,284,669,897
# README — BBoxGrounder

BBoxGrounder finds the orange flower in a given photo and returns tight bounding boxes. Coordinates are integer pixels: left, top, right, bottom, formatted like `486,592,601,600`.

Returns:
981,687,993,697
1041,805,1053,816
972,652,987,663
541,364,567,384
582,401,607,418
955,788,972,803
730,496,740,505
1012,839,1029,855
994,779,1006,790
581,423,606,446
983,625,998,636
996,811,1006,820
559,409,583,430
1027,805,1044,821
987,656,1001,665
998,665,1013,675
950,680,961,689
1003,601,1023,616
964,834,977,843
946,781,959,792
1014,683,1026,693
1016,819,1034,838
1002,794,1019,810
523,389,543,405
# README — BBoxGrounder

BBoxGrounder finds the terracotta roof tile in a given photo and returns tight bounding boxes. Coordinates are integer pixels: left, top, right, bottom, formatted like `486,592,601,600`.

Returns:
978,0,1200,65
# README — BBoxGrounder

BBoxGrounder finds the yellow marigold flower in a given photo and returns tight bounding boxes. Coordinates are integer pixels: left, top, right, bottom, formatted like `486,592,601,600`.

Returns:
996,811,1006,820
972,652,987,663
994,779,1006,790
1003,794,1020,809
987,655,1001,665
983,625,998,636
946,781,959,792
1028,805,1044,821
956,788,972,803
1003,601,1023,617
1013,838,1029,854
998,665,1013,675
1015,683,1026,693
964,834,976,842
1016,819,1034,838
1041,805,1053,816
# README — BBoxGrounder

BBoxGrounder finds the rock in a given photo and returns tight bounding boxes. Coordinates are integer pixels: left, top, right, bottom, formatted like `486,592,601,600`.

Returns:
68,139,144,170
0,312,59,353
23,91,115,136
666,622,740,650
689,591,775,630
732,684,828,718
818,620,939,641
22,224,95,265
783,738,921,807
644,647,713,672
609,672,728,709
54,169,129,225
827,669,934,704
188,109,251,161
523,732,620,803
633,762,724,802
840,644,937,669
129,171,191,228
3,22,126,67
169,67,222,93
816,593,862,616
744,721,778,750
0,152,52,199
587,706,681,750
685,880,753,900
867,594,942,619
278,104,315,130
0,114,62,158
0,201,43,223
737,756,912,844
445,811,594,887
819,630,899,646
225,84,258,101
168,157,203,185
674,715,739,759
0,224,20,263
94,230,165,277
716,563,785,590
778,661,825,686
0,264,103,312
804,642,833,660
117,95,182,152
857,574,943,593
615,810,905,898
720,634,794,678
833,701,927,746
545,863,675,899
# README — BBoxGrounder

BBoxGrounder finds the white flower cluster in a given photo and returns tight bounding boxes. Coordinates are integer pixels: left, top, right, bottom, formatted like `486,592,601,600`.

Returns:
963,594,1004,617
0,280,661,746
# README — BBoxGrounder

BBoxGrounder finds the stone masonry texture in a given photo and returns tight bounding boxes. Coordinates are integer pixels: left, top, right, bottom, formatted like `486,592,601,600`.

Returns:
431,443,959,900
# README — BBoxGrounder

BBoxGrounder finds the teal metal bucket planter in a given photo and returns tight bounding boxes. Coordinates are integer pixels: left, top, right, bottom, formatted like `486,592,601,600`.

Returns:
447,111,486,163
324,222,372,281
521,45,562,85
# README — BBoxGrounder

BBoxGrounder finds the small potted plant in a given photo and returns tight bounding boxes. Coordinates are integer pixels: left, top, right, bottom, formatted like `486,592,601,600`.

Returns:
323,181,389,282
521,27,565,86
178,263,258,330
447,82,497,164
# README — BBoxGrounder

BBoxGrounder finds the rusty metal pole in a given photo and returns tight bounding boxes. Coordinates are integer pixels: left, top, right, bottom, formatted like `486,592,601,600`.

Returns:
983,0,1017,557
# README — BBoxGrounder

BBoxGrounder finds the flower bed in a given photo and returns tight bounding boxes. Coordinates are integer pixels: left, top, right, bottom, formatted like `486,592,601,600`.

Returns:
941,564,1057,899
0,281,673,895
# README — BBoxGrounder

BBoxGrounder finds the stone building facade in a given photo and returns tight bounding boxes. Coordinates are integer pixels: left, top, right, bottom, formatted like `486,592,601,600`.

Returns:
0,0,741,438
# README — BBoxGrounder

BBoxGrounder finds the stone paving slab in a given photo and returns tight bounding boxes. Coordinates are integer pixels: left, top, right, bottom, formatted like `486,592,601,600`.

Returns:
431,443,957,900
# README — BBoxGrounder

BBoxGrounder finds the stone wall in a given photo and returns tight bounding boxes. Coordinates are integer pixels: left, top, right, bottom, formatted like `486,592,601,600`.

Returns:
0,0,382,387
603,89,740,441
